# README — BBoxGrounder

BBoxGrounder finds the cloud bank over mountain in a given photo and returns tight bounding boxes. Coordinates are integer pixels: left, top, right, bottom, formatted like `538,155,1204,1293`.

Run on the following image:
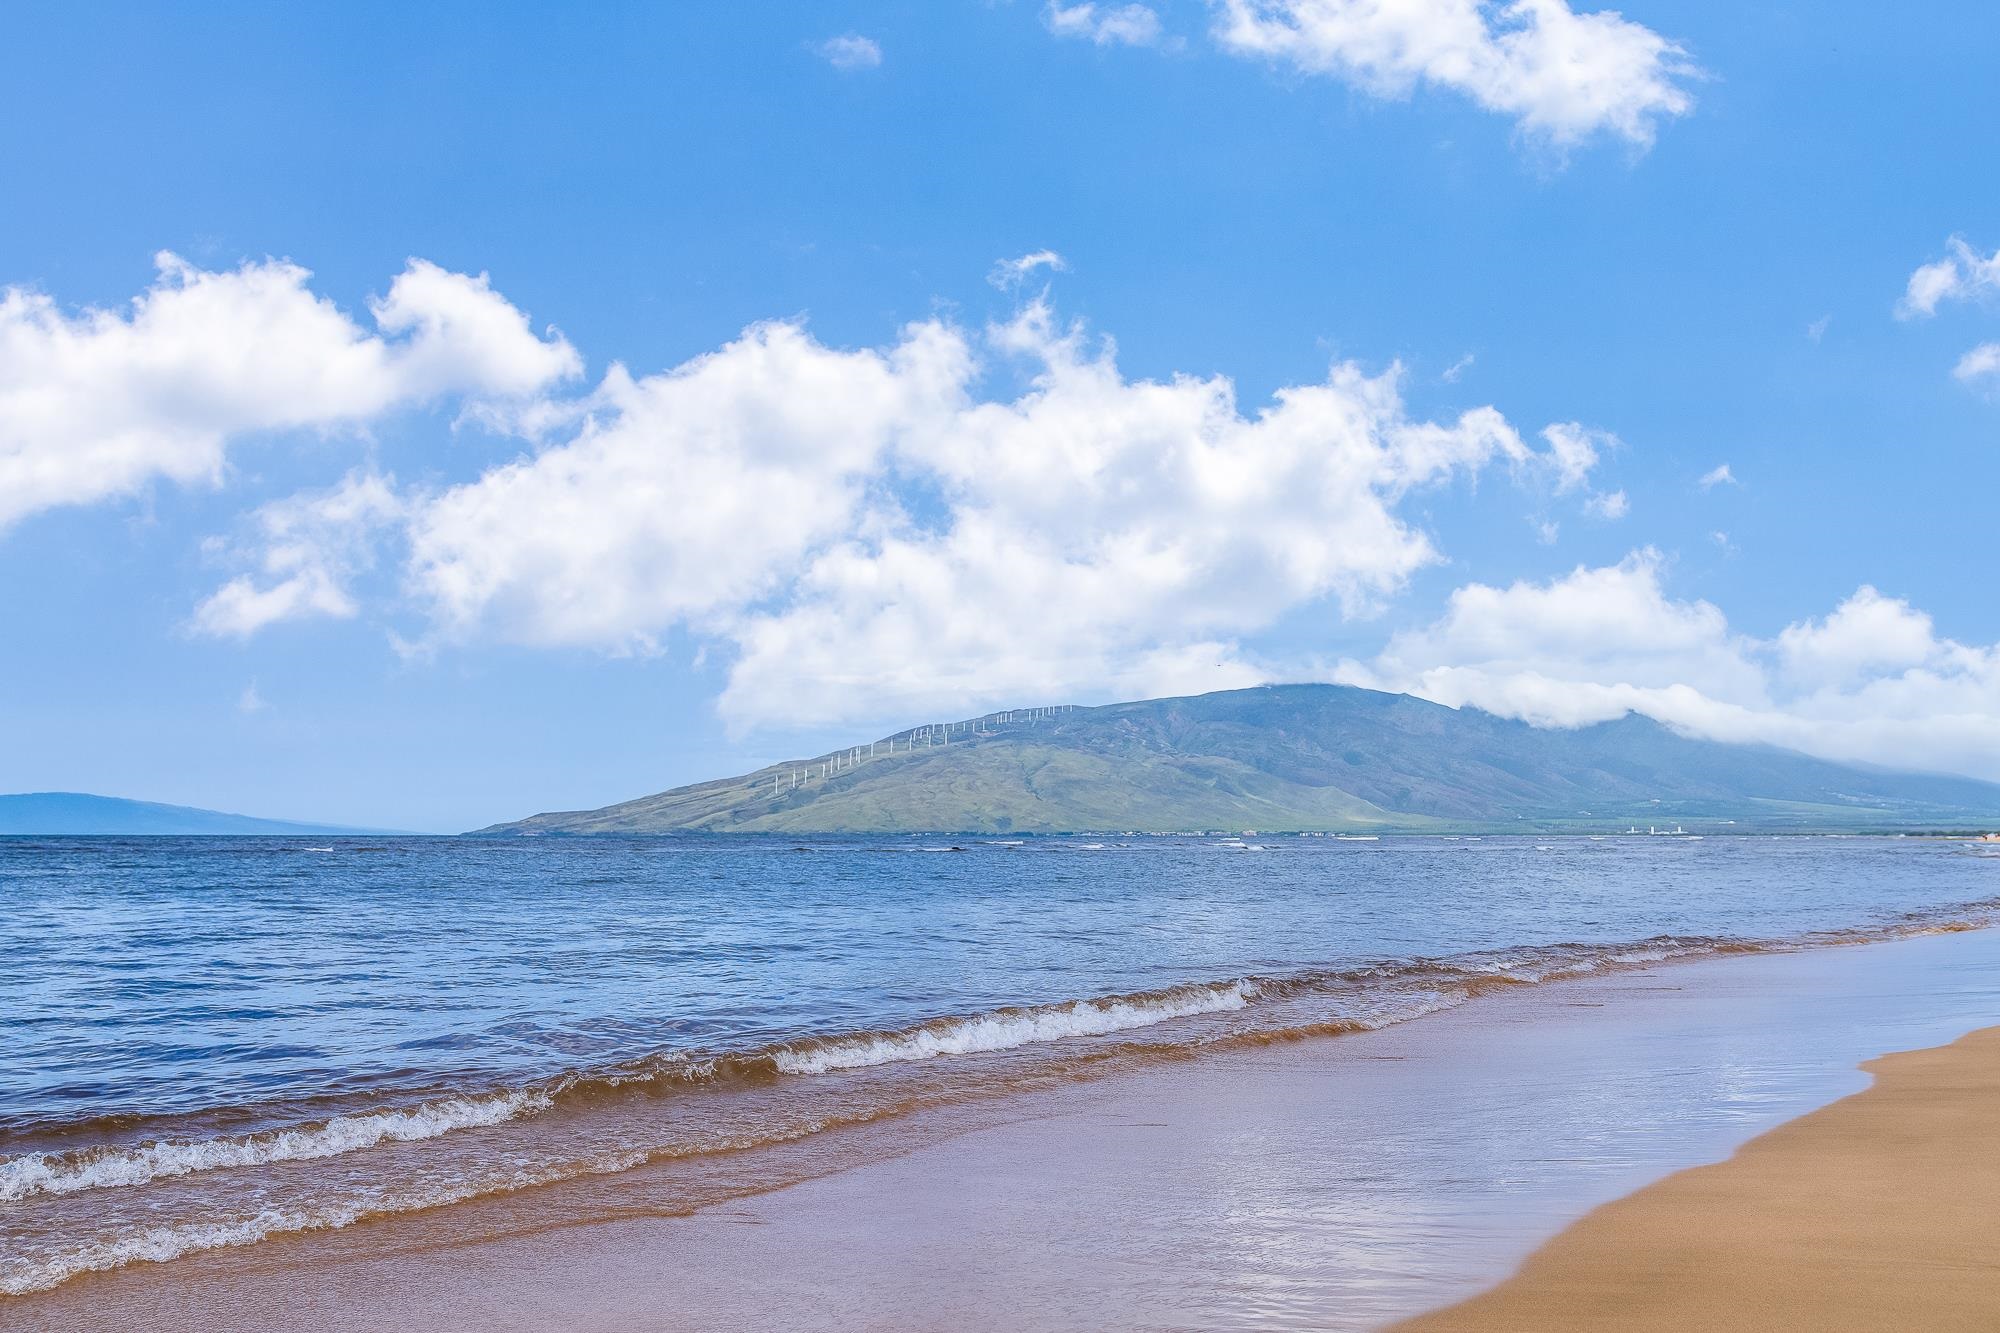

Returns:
136,256,1601,728
1339,553,2000,781
14,252,2000,784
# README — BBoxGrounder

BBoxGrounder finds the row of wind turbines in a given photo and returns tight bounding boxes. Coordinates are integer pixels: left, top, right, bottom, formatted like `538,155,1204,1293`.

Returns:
767,705,1078,797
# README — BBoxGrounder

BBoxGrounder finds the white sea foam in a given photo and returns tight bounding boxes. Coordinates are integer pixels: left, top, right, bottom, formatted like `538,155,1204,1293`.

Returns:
1,1092,955,1297
0,1142,673,1296
0,1088,549,1203
0,1205,363,1296
771,982,1256,1075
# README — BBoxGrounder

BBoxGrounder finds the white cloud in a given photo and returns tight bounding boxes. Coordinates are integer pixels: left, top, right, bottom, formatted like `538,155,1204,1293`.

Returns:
1807,315,1830,342
1441,352,1475,382
0,254,578,531
715,302,1567,727
1539,421,1612,492
1341,553,2000,781
193,470,406,638
1345,552,1760,729
1584,488,1627,519
1899,239,2000,390
1900,259,1961,320
815,34,882,70
1045,2,1164,47
367,260,582,400
1954,342,2000,385
988,250,1069,290
1698,462,1734,488
1897,238,2000,319
1900,239,2000,389
238,682,268,714
404,319,974,652
220,290,1600,729
1211,0,1696,148
1775,585,1936,688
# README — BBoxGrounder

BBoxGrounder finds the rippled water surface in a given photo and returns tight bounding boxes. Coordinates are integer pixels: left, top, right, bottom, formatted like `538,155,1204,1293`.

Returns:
2,834,1996,1295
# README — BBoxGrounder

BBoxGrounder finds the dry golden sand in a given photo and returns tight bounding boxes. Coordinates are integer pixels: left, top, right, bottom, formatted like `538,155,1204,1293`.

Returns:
1396,1024,2000,1332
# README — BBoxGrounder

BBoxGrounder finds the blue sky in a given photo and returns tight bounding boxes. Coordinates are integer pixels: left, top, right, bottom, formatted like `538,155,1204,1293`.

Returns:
3,1,1998,831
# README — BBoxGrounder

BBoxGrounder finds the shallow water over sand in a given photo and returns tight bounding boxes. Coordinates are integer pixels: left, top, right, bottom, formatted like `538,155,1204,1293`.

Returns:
17,926,2000,1331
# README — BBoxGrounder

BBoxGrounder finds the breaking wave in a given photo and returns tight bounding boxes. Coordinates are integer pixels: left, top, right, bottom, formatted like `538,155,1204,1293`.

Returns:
768,981,1256,1074
0,1152,627,1297
0,1089,550,1203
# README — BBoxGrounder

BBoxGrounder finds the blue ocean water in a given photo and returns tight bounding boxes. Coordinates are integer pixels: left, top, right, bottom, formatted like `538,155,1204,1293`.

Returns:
1,833,1996,1296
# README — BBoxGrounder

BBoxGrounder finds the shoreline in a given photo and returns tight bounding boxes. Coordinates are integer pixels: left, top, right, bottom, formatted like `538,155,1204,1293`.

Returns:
16,877,1997,1303
1397,1024,2000,1331
12,924,2000,1330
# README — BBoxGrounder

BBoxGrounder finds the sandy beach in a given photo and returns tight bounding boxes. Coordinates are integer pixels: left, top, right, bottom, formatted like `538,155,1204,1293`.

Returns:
1399,1023,2000,1331
12,924,2000,1332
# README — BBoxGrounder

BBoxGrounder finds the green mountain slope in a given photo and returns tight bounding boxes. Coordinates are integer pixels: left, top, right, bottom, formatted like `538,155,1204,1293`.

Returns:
472,685,2000,835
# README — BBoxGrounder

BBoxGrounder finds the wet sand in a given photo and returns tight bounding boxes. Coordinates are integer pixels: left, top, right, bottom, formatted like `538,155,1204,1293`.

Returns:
13,927,2000,1331
1398,1023,2000,1332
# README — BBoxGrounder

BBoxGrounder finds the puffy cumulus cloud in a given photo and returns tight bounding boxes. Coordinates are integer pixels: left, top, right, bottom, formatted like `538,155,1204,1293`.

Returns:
1897,237,2000,319
1343,551,1760,727
1901,257,1965,320
192,470,405,638
1697,462,1734,488
814,34,882,70
1211,0,1696,148
404,318,974,650
1775,586,1937,687
724,554,1272,732
367,260,583,400
716,301,1570,727
0,254,578,530
221,292,1601,729
1045,2,1165,47
1954,342,2000,386
1340,553,2000,781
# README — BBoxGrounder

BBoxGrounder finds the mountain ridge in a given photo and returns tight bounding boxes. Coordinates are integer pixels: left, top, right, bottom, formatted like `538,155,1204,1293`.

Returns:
0,792,388,836
472,684,2000,836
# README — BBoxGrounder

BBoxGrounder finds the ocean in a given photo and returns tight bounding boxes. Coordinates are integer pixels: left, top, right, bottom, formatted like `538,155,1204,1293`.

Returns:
4,833,1997,1299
